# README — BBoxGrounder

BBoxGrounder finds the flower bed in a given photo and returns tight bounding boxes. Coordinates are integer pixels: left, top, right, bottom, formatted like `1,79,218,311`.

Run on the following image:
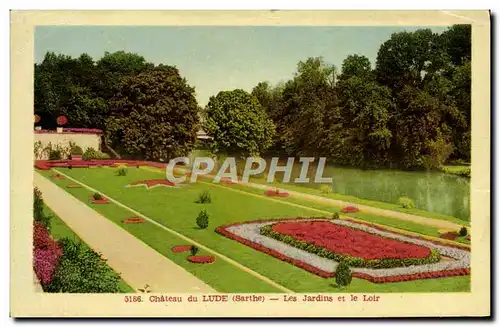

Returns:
89,196,109,204
260,221,440,269
66,184,82,188
221,177,237,184
128,179,177,189
51,174,66,180
122,217,146,224
341,205,359,213
216,218,470,283
172,245,193,253
187,255,216,264
33,222,62,286
439,231,458,240
34,159,168,171
265,189,289,197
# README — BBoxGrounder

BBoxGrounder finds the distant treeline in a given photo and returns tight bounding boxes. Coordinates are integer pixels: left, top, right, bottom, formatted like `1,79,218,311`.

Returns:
35,25,470,169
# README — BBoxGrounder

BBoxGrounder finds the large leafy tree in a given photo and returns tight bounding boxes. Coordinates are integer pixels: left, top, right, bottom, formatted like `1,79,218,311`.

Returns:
105,65,200,161
338,54,373,81
334,76,394,167
280,57,338,157
203,89,275,157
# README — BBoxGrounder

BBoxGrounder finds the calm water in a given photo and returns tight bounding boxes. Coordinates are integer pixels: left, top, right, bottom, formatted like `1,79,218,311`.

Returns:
188,151,470,221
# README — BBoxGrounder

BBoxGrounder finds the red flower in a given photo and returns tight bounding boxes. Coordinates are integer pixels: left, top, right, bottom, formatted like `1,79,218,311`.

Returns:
56,115,68,126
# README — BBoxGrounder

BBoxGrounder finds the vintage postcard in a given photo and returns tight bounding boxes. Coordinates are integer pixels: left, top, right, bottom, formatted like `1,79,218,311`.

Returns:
10,10,490,317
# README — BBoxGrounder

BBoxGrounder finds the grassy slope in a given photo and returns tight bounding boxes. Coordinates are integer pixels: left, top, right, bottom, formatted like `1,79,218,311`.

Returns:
38,168,470,292
44,205,135,293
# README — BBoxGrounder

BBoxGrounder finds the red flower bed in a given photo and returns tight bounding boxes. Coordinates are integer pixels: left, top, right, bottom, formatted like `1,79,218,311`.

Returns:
66,184,82,188
341,206,359,213
265,189,289,197
89,196,109,204
130,179,176,188
215,219,471,283
122,217,146,224
172,245,193,253
343,218,470,251
221,177,237,184
187,255,215,264
33,222,62,286
439,231,458,240
272,221,431,260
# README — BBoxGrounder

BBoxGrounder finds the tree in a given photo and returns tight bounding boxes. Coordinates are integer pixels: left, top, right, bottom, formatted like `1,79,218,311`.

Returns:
375,29,449,93
280,57,338,157
105,66,200,161
334,76,394,167
441,24,471,66
339,54,373,81
203,89,275,157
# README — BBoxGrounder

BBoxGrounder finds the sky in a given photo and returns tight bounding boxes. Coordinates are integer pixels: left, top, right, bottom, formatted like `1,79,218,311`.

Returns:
35,26,450,107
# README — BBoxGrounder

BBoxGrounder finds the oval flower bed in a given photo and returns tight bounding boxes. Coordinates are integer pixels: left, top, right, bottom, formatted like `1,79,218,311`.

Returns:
261,221,440,268
187,255,215,264
341,205,359,213
122,217,146,224
172,245,192,253
216,218,470,283
89,197,109,204
51,174,66,180
439,231,458,240
265,189,289,197
66,184,82,188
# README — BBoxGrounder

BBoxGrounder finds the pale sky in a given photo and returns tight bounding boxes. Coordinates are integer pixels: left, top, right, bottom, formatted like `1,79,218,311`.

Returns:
35,26,449,107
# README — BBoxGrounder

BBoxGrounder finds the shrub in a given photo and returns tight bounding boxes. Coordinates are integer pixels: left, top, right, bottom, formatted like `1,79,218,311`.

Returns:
319,184,332,195
70,145,83,155
332,212,340,220
195,190,211,204
459,226,468,237
82,147,110,161
34,187,50,229
116,168,128,176
93,193,103,201
190,246,200,256
398,196,415,209
46,238,120,293
196,209,209,229
335,261,352,287
49,149,62,160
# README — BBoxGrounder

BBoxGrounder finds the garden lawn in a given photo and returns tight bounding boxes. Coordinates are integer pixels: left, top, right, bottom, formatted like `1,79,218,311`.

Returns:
38,167,470,293
43,204,134,293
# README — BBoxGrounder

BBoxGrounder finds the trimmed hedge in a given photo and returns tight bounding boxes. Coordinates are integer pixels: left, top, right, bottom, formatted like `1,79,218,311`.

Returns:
260,224,441,269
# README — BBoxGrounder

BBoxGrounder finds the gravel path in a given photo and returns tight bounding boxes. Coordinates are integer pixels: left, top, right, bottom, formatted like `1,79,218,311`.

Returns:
226,219,470,278
34,172,215,293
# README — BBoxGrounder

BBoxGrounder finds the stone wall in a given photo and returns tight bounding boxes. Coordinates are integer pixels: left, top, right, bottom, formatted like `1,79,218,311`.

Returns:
34,132,101,160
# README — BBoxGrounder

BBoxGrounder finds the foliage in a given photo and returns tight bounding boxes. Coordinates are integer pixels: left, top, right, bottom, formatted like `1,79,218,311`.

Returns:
34,140,43,159
33,222,62,287
335,261,353,287
46,238,121,293
195,190,212,204
204,89,275,157
105,66,200,161
319,185,332,195
459,226,468,237
34,187,51,229
116,168,128,176
441,166,470,178
190,246,200,256
93,192,103,200
332,212,340,220
196,209,209,229
82,147,109,160
398,196,416,209
70,146,83,156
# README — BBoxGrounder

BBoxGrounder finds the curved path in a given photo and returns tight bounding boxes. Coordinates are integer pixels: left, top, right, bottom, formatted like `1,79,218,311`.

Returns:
34,172,215,293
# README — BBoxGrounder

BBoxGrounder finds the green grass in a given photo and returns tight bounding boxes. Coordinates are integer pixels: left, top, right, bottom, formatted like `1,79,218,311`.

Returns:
37,167,470,293
43,205,135,293
247,176,469,225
